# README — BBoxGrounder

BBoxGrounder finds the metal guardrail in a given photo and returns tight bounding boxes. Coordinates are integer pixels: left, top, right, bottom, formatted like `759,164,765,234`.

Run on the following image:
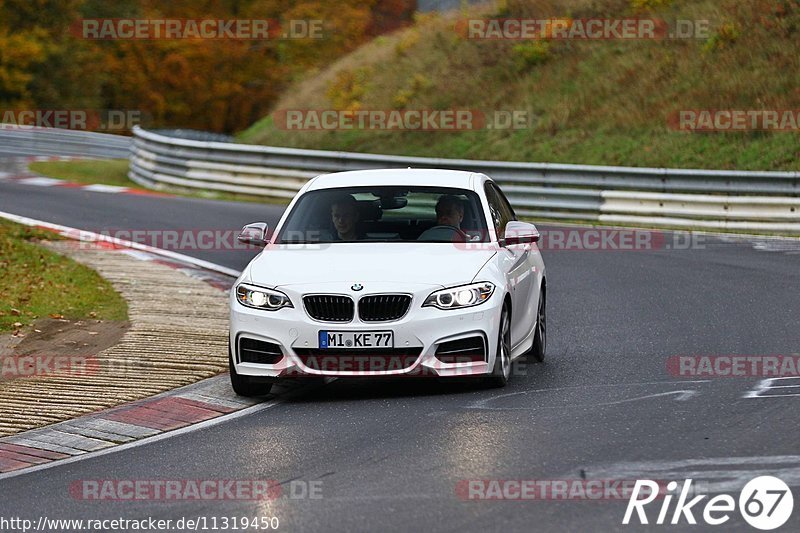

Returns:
0,127,132,159
129,126,800,233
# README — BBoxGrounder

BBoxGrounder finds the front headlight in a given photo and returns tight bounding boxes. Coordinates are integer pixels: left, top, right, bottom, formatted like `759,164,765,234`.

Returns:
236,284,293,311
423,282,495,310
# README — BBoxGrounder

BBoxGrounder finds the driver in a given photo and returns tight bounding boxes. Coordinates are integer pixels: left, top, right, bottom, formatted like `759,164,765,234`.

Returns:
330,194,363,241
417,194,467,241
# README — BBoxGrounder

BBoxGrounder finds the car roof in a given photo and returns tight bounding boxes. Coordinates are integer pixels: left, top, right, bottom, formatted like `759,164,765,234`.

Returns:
305,168,480,191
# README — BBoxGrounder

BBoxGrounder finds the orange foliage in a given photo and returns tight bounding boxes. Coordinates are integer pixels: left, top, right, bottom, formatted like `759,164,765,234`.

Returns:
0,0,414,132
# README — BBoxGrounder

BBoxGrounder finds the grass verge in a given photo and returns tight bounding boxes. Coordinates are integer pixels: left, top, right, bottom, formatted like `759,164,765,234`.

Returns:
28,159,133,187
0,218,128,332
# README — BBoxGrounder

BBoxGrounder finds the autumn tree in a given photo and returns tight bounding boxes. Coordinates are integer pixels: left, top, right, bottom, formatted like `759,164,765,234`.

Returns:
0,0,414,132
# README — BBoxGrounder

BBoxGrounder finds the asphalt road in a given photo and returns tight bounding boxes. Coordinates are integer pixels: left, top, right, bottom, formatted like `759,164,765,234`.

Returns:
1,164,799,532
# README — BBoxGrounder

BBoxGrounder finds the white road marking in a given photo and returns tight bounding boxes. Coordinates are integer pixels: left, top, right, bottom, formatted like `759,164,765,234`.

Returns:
752,239,800,254
744,377,800,398
581,455,800,493
592,390,697,406
81,184,130,193
466,381,708,410
18,177,62,186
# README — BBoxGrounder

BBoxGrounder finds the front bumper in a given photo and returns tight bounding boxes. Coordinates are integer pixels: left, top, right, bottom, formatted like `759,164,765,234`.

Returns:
230,286,502,379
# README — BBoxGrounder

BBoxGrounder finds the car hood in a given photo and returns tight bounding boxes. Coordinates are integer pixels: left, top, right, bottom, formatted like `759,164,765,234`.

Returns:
245,243,497,289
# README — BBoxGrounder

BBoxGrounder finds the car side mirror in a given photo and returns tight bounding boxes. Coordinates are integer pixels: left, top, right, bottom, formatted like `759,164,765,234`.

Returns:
238,222,269,247
502,221,540,246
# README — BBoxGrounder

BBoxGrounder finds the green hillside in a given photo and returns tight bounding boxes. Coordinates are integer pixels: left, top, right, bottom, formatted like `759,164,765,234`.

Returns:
240,0,800,171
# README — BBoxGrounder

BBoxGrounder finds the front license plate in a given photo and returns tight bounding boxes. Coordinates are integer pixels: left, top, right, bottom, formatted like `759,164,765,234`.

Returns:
319,331,394,349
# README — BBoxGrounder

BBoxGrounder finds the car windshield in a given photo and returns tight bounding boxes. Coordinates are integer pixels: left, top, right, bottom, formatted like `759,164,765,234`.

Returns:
276,186,489,244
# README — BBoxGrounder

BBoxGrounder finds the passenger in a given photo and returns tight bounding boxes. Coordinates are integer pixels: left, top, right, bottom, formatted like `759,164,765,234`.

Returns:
434,194,465,228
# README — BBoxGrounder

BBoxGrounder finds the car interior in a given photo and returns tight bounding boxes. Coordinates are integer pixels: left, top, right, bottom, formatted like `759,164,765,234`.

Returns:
278,188,489,243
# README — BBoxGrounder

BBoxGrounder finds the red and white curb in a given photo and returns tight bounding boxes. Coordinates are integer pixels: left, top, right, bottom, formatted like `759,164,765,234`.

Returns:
0,376,259,474
0,377,306,479
0,157,172,197
3,174,171,197
0,210,289,478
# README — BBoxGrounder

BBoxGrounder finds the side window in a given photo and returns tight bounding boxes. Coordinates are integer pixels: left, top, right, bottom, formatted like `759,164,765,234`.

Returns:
491,183,517,223
483,183,509,239
483,182,506,239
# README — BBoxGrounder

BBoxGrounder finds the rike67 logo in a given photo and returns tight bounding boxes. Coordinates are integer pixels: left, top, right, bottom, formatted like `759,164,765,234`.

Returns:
623,477,794,530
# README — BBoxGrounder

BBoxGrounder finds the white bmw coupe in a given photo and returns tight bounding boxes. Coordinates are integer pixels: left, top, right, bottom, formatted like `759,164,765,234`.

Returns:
229,169,546,395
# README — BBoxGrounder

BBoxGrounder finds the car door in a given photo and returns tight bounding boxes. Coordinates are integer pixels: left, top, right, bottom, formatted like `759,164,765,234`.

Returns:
484,182,537,349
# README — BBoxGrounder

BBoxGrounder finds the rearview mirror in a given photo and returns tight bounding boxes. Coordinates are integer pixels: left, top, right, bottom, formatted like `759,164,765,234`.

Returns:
503,221,540,246
238,222,269,247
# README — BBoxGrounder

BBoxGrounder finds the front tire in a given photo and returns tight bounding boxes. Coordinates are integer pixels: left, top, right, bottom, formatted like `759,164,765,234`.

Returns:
485,305,511,388
530,287,546,363
229,342,273,397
